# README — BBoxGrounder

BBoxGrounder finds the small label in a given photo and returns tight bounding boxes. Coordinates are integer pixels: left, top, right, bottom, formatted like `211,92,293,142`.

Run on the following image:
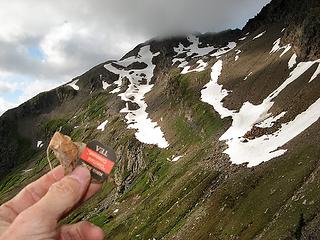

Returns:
78,140,116,182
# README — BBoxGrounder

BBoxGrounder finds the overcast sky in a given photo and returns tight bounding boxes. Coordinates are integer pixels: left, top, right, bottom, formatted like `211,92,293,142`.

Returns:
0,0,270,115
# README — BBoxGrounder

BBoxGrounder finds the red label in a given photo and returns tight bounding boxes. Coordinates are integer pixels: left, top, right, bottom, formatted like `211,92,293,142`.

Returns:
80,147,115,174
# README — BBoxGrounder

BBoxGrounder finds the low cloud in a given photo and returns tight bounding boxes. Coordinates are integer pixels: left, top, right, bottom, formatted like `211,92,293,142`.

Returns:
0,0,271,115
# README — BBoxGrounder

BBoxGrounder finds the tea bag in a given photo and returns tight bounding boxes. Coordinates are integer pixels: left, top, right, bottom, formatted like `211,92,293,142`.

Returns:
47,132,86,174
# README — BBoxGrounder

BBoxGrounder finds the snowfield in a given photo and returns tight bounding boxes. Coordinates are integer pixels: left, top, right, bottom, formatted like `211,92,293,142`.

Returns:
201,56,320,167
103,33,319,167
225,98,320,166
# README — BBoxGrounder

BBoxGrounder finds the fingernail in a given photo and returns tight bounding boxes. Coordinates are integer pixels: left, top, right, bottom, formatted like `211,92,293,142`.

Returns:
70,166,90,185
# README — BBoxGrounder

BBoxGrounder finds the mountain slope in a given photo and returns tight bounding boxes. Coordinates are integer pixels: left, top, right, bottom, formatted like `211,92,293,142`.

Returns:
0,0,320,239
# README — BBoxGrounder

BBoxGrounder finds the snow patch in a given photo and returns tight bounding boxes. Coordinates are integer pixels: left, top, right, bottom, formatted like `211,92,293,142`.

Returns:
67,79,79,90
256,112,286,128
210,42,237,58
172,35,217,68
172,35,236,71
288,54,297,69
253,31,266,40
181,60,208,74
37,141,43,148
270,38,291,57
235,50,241,61
309,62,320,83
201,58,320,167
22,168,33,173
104,46,169,148
110,87,121,94
172,155,183,162
167,155,183,162
97,119,108,131
244,72,253,81
270,38,281,53
102,81,111,90
238,37,247,41
201,60,235,118
280,45,292,57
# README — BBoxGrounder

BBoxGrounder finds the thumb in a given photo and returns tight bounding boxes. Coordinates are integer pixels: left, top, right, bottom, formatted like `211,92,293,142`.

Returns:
29,166,91,222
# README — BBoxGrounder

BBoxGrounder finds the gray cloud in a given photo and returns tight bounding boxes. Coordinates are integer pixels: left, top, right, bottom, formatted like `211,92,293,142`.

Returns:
0,0,271,110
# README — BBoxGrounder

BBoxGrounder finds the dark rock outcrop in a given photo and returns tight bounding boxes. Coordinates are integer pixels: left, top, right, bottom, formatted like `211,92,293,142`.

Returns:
243,0,320,60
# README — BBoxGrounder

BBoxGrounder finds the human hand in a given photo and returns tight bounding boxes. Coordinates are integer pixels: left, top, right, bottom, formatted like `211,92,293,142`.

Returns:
0,166,105,240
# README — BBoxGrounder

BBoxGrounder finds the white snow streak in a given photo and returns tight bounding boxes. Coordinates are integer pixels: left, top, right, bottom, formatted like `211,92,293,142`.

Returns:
172,35,236,70
210,42,237,58
270,38,281,53
243,72,253,81
67,79,79,90
238,37,247,41
235,50,241,61
201,60,235,118
288,54,297,69
104,46,169,148
22,168,33,173
309,62,320,83
172,155,183,162
253,31,266,40
102,81,111,90
280,45,292,57
270,38,291,57
256,112,286,128
97,119,108,131
37,141,43,148
181,60,208,74
172,35,217,68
